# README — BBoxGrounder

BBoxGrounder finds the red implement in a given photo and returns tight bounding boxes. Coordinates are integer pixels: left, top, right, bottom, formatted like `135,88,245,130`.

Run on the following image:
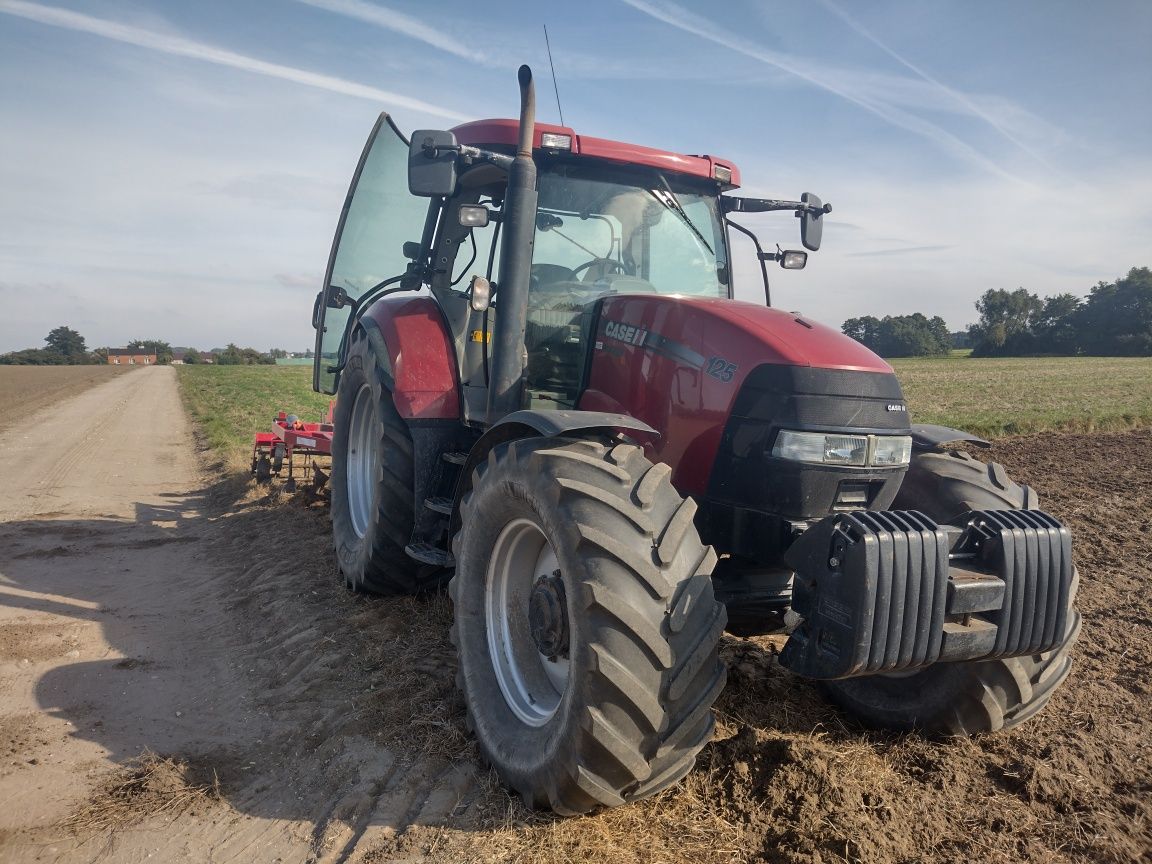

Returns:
251,408,334,490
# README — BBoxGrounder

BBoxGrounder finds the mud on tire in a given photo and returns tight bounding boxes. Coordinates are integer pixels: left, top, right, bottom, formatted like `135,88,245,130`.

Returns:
822,449,1081,735
330,329,436,594
449,437,727,814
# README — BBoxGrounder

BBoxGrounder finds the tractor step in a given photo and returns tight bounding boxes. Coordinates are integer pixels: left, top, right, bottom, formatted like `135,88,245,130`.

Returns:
443,451,468,465
424,496,452,515
405,542,455,568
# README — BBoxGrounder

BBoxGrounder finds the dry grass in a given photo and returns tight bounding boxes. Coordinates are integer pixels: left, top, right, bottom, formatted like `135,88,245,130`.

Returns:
891,355,1152,437
59,751,222,832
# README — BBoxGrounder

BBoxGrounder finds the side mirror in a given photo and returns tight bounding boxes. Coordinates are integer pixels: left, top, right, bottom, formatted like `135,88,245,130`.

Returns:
409,130,458,197
800,192,829,251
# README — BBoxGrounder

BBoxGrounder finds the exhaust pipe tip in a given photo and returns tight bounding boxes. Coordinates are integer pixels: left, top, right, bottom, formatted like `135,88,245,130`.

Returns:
516,64,535,158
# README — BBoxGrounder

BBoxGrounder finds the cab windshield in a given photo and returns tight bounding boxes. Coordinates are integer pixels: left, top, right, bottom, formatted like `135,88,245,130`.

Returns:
531,163,729,298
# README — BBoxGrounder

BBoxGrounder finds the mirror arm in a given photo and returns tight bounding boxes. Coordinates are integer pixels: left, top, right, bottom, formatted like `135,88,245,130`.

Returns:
726,219,772,307
723,197,832,217
458,145,514,171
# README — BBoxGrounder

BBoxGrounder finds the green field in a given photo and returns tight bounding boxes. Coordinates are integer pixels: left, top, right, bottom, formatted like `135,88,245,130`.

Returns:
176,364,331,463
177,356,1152,466
890,355,1152,437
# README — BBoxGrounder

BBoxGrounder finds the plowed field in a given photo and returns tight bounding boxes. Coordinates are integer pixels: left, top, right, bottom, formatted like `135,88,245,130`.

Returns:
0,367,1148,862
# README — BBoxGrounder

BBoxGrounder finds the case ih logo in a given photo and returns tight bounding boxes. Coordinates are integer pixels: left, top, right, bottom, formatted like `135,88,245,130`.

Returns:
603,320,649,346
887,404,907,412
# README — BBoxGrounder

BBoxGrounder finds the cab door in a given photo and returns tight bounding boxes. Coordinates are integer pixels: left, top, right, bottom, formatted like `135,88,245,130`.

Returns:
313,114,431,394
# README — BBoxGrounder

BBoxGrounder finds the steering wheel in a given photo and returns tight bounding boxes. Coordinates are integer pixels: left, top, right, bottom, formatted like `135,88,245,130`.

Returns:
571,258,627,282
531,263,578,291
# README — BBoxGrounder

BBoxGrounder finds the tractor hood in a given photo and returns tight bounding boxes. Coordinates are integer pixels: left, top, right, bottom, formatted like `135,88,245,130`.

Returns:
580,294,902,494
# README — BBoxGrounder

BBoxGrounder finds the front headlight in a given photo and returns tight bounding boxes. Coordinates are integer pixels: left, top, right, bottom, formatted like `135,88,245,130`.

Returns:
772,430,912,468
872,435,912,466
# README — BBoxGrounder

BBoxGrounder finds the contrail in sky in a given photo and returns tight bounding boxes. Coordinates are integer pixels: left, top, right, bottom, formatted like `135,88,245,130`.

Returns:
816,0,1055,171
291,0,489,64
620,0,1034,184
0,0,468,121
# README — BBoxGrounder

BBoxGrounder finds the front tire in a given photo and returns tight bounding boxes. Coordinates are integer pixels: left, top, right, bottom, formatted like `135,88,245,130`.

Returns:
330,329,427,594
450,437,727,814
822,449,1081,734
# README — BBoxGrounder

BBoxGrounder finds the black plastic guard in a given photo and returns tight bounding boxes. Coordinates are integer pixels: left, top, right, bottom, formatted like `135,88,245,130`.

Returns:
782,511,951,679
781,508,1073,680
949,509,1073,658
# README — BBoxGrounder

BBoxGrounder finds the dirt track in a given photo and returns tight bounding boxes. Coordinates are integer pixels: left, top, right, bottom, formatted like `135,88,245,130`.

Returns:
1,369,1150,863
0,368,473,863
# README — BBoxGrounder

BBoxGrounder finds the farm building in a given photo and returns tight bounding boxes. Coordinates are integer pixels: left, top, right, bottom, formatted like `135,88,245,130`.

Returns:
106,349,157,365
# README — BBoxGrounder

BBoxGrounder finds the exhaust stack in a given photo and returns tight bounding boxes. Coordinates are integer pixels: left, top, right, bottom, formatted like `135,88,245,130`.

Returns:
487,65,539,423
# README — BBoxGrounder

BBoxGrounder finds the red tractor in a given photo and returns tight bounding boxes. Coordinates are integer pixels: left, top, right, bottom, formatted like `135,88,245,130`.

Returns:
311,67,1079,814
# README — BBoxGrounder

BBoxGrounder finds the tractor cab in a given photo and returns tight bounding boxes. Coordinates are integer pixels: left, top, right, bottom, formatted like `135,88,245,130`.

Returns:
432,128,734,416
312,109,823,420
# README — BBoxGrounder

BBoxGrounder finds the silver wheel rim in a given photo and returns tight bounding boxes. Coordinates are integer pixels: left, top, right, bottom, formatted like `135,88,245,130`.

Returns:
346,383,376,539
485,518,570,727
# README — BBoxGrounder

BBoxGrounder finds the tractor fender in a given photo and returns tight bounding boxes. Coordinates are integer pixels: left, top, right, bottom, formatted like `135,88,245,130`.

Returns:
449,410,658,535
910,423,990,451
357,296,460,420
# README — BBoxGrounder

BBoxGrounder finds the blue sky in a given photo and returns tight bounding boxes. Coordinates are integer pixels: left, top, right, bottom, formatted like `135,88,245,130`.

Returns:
1,0,1150,353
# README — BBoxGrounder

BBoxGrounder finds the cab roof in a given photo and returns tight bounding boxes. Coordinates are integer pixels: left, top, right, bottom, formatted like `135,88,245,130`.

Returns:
451,119,741,190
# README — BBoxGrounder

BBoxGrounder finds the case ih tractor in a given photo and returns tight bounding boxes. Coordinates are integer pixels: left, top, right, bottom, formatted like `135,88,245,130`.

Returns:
312,67,1079,814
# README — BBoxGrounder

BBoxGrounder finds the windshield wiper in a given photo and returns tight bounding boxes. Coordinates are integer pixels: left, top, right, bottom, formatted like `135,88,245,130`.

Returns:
648,175,713,255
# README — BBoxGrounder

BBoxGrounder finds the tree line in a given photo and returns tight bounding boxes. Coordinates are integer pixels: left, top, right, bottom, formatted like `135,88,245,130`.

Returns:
967,266,1151,356
841,313,953,358
842,266,1151,358
0,327,289,366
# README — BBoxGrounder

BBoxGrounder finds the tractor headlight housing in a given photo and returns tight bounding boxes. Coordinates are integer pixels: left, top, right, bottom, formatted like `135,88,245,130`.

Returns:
872,435,913,466
772,431,912,468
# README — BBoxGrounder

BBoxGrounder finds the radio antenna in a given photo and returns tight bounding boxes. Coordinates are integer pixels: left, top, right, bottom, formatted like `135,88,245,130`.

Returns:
543,25,566,127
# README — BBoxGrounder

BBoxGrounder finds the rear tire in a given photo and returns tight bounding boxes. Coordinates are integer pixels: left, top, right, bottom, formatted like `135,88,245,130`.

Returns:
450,437,727,814
822,449,1080,734
330,329,425,594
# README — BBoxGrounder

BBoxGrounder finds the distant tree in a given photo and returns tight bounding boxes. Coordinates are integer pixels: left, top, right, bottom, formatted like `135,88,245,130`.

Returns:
268,348,288,359
127,339,174,364
1030,293,1082,354
965,267,1150,357
1077,267,1152,356
0,348,66,365
44,325,88,362
969,288,1043,356
182,347,201,364
842,313,951,357
216,344,244,365
1,326,98,364
216,343,275,365
842,316,883,348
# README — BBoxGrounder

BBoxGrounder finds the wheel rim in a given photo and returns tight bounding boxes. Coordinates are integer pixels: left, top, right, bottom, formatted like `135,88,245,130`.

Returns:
485,518,570,727
346,383,377,539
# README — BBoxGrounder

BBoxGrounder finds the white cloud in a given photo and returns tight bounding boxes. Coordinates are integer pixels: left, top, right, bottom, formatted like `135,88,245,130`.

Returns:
0,0,468,121
731,158,1152,330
